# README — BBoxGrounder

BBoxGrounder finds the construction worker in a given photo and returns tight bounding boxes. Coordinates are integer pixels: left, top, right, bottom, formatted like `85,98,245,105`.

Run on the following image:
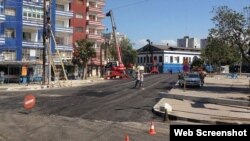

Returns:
133,71,140,88
133,71,144,89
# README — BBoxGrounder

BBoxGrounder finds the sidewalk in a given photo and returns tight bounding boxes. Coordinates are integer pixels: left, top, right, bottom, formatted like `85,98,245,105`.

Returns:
153,74,250,124
0,77,106,91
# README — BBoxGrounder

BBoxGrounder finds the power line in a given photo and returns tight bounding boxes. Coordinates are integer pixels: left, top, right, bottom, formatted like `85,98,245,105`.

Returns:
110,0,150,10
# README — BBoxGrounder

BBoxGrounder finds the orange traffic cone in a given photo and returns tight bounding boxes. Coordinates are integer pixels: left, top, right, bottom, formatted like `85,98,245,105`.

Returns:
125,135,129,141
149,122,156,135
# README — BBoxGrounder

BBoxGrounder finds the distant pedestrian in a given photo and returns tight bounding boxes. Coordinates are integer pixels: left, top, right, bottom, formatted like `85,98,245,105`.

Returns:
133,71,144,89
139,72,144,88
178,71,182,79
169,69,173,75
133,71,140,88
199,71,205,85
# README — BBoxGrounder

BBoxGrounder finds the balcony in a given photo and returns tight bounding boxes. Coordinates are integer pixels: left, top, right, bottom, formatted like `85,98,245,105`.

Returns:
23,0,42,7
22,41,43,48
56,26,73,33
55,45,73,51
97,13,105,19
96,38,105,43
87,20,103,26
87,33,103,40
56,0,72,4
98,1,105,6
0,36,5,45
56,10,73,18
95,25,105,30
23,18,43,28
87,6,102,13
0,13,5,22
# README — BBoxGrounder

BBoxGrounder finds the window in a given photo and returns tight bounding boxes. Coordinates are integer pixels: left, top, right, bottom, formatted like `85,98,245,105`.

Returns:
77,0,83,4
183,57,186,64
5,28,15,38
65,51,72,58
89,1,96,7
56,20,64,27
154,56,157,61
0,1,3,14
176,56,179,63
159,56,163,62
23,32,31,41
56,4,64,11
55,37,64,45
89,15,96,20
22,48,42,61
170,56,173,63
75,27,83,32
89,28,95,34
5,8,16,16
75,13,83,19
3,50,16,61
23,6,43,20
165,56,168,63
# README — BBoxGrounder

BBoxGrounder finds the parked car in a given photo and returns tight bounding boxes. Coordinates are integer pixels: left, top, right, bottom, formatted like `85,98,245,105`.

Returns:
178,73,203,88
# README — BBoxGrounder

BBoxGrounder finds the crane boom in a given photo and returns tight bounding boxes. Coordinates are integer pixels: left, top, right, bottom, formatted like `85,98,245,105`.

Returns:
104,10,128,79
106,10,123,66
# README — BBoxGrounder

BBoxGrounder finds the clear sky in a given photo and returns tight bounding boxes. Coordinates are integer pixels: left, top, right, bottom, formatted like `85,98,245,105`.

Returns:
103,0,250,49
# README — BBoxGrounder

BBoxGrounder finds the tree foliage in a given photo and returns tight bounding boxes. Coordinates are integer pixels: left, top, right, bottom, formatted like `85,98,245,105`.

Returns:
120,39,137,67
201,38,240,66
191,56,204,69
72,39,96,79
108,38,137,67
209,6,250,63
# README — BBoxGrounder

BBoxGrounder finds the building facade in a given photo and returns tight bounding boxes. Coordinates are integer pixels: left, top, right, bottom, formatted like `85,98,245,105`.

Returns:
71,0,105,77
188,37,200,48
177,36,189,48
0,0,105,82
177,36,201,48
136,44,201,73
200,38,208,48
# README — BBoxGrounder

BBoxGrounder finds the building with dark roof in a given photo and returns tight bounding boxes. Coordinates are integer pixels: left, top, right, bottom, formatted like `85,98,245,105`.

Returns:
136,44,201,73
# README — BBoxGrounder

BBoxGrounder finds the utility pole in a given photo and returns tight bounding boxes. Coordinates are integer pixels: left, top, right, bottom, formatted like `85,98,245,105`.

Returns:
43,0,51,85
42,0,46,84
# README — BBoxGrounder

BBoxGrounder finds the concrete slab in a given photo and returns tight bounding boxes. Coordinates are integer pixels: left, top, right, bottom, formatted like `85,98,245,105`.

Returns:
153,74,250,124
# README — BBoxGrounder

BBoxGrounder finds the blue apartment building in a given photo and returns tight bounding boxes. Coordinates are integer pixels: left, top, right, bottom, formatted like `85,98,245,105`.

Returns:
0,0,73,83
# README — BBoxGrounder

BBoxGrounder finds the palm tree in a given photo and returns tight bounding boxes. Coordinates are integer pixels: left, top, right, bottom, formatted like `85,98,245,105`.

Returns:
72,39,96,80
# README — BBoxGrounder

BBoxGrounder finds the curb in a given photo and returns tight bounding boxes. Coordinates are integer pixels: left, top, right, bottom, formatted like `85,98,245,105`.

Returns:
152,107,245,125
159,92,250,107
2,79,106,91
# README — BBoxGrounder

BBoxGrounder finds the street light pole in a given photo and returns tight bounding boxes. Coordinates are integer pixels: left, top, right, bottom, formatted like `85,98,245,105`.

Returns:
146,39,151,72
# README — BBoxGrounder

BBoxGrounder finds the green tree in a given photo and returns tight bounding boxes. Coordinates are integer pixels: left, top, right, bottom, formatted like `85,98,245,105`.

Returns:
209,6,250,63
108,38,137,67
72,39,96,80
201,38,240,72
120,39,137,67
191,56,204,70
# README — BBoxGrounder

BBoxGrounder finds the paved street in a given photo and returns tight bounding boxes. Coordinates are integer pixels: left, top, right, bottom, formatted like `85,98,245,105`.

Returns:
0,73,176,141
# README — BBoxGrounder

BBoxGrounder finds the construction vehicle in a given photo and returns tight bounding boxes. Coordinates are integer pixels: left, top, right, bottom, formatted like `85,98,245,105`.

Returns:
104,10,129,79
